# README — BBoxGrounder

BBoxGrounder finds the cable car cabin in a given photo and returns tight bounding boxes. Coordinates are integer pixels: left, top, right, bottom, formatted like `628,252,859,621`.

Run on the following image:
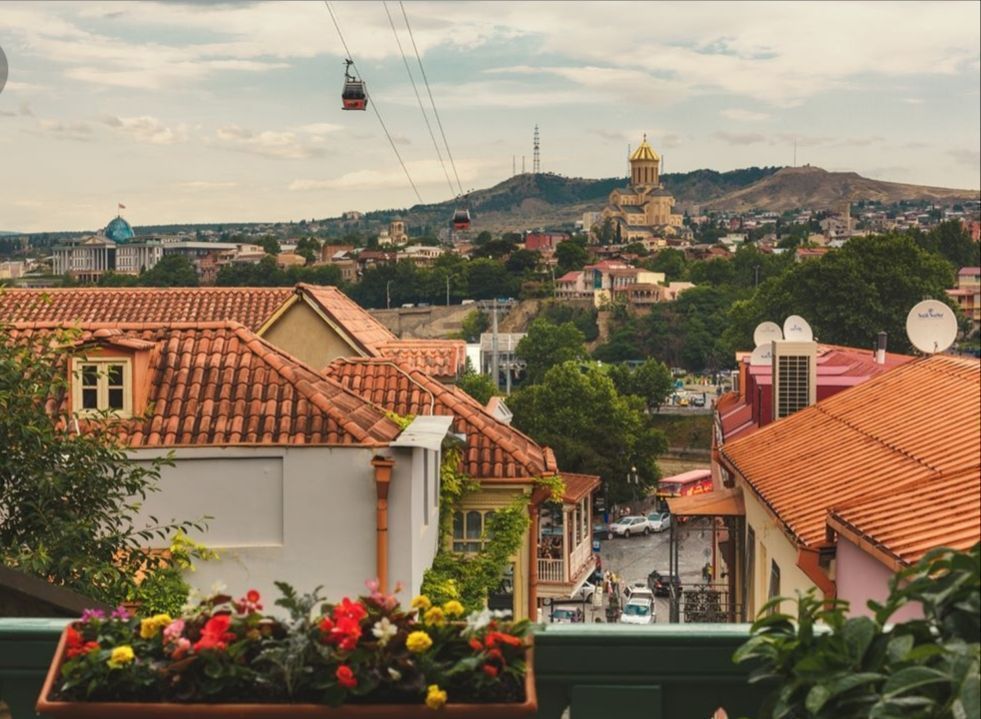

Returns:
341,60,367,111
452,208,471,231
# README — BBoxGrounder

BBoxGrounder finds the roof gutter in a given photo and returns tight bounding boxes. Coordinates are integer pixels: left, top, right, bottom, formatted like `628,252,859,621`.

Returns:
796,545,836,601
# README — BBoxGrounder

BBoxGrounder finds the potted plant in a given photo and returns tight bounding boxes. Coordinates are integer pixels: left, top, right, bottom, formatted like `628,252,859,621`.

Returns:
36,581,535,717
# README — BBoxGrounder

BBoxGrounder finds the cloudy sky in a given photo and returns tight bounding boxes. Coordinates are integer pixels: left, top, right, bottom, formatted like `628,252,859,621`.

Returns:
0,0,978,232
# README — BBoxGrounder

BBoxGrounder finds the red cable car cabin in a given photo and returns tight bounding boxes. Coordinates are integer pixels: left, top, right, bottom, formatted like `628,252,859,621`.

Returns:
452,208,471,231
341,60,367,111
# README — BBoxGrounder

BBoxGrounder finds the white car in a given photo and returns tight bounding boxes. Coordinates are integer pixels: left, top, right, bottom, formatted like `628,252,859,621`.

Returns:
623,583,655,606
646,511,672,533
572,580,596,603
610,515,650,537
619,599,655,625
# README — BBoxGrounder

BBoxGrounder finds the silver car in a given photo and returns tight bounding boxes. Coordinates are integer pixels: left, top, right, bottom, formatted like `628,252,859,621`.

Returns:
610,515,650,537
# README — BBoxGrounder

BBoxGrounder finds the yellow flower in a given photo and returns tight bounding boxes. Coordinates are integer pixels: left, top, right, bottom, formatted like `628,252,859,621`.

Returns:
139,613,173,639
107,645,135,669
410,595,431,611
442,600,464,618
425,684,448,710
423,606,446,627
406,630,433,654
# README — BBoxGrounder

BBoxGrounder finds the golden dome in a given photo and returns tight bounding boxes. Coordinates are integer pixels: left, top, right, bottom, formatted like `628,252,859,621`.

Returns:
630,135,660,162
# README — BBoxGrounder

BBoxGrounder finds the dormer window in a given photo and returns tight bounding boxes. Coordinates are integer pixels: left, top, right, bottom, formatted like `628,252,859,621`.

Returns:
72,358,132,417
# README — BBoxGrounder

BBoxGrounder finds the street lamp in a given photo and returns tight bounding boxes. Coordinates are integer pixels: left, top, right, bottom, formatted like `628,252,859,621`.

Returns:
627,465,640,505
386,280,393,310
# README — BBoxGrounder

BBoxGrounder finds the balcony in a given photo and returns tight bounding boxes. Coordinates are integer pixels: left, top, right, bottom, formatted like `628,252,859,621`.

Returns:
0,619,769,718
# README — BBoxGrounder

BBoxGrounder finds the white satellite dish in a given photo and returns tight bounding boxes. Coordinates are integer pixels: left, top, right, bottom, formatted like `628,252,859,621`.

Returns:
753,321,783,347
783,315,814,342
906,300,958,354
749,343,773,366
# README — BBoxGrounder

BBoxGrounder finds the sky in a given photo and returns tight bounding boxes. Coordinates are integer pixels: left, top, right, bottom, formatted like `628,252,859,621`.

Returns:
0,0,979,233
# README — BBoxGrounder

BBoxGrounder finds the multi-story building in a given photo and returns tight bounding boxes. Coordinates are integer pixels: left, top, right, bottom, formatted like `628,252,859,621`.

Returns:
947,266,980,334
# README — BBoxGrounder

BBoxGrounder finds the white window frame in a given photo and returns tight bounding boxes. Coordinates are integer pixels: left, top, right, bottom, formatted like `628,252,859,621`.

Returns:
451,509,496,554
71,357,133,418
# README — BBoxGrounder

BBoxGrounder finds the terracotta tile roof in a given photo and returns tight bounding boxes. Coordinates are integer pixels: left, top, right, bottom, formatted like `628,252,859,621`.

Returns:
323,357,556,479
560,473,601,503
7,321,401,448
375,339,467,380
721,355,980,551
828,465,980,569
0,287,293,329
295,284,397,353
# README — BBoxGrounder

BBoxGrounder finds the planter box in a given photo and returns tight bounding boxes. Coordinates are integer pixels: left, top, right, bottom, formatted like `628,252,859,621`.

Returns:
36,624,537,718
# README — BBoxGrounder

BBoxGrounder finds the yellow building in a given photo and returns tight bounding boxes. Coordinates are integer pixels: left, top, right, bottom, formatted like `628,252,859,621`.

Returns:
600,135,684,242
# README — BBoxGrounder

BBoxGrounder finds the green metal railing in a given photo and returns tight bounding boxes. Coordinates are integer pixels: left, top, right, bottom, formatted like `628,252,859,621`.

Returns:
0,619,769,718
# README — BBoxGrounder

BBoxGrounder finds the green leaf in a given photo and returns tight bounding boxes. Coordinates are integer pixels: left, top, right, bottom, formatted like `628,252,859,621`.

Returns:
882,666,950,697
841,616,877,661
805,684,831,714
884,633,914,663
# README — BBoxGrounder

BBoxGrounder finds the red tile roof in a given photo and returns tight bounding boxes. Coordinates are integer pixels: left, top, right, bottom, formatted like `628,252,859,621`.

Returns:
7,321,401,448
721,355,980,551
375,339,467,380
828,465,980,569
560,473,601,503
323,357,556,479
295,284,397,354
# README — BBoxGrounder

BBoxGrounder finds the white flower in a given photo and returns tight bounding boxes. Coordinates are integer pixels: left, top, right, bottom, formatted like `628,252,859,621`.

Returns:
387,667,402,681
372,617,397,647
210,580,227,595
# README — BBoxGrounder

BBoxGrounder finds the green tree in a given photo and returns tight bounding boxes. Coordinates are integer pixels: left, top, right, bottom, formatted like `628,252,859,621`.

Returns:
97,271,139,287
515,319,586,384
474,230,493,246
460,309,490,342
632,358,674,413
294,237,321,264
258,236,281,255
466,258,517,300
916,220,980,268
646,248,688,280
509,362,666,504
555,238,589,273
505,248,541,274
456,362,499,406
140,254,199,287
0,326,204,607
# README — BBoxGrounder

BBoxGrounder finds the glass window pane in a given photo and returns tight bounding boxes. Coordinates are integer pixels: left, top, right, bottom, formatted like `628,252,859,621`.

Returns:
452,542,466,552
452,511,464,540
107,364,124,386
484,510,496,540
108,388,124,409
466,511,482,539
82,388,98,409
81,365,98,387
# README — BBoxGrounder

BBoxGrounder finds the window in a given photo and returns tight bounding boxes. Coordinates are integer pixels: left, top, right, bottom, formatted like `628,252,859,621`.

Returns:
745,525,756,612
73,359,131,416
452,509,495,553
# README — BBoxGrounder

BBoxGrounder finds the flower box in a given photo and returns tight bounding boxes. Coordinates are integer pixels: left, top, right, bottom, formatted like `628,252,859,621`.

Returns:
35,586,536,718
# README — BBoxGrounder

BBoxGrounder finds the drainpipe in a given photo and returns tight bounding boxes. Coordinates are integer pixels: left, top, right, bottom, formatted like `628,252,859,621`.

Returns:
528,501,539,622
876,332,887,365
372,456,396,594
796,546,836,601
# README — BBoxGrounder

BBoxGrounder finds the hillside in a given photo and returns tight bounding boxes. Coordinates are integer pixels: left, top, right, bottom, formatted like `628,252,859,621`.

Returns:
702,166,979,213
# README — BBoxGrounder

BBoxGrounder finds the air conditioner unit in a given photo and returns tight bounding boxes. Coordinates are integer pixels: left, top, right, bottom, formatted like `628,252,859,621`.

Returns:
771,340,817,420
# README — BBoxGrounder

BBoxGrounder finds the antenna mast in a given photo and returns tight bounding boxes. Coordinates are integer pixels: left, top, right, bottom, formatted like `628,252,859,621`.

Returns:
533,124,540,174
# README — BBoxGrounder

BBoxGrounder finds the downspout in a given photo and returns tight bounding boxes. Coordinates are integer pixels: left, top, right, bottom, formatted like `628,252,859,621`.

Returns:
797,545,836,601
372,456,396,594
527,501,539,622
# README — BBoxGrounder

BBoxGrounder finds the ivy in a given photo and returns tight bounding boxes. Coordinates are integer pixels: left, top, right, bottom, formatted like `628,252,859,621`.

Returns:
535,474,566,503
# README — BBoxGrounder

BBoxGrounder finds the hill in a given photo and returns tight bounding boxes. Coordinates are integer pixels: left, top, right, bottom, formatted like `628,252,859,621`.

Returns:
702,166,979,213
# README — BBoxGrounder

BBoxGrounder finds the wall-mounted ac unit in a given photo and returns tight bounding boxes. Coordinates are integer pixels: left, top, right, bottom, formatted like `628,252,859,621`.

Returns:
771,340,817,420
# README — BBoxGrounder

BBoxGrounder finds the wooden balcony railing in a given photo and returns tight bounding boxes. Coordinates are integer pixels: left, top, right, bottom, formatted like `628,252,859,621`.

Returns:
0,620,771,718
537,557,564,583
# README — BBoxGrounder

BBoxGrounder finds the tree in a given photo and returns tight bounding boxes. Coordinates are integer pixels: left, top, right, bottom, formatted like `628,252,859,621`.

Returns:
456,361,499,406
555,238,589,273
0,325,203,607
140,254,199,287
509,362,667,504
646,248,688,281
294,237,322,264
632,358,674,413
460,309,490,342
505,248,541,274
916,220,980,268
258,236,281,255
515,319,586,384
475,230,494,246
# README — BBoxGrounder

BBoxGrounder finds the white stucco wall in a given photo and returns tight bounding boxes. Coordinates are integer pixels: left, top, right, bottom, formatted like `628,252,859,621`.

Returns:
836,537,923,621
131,445,439,607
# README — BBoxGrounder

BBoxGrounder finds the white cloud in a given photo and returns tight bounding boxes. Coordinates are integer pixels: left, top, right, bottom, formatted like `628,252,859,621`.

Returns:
722,108,771,122
713,131,768,146
289,158,486,192
102,115,188,144
213,124,328,159
35,118,94,142
176,181,239,190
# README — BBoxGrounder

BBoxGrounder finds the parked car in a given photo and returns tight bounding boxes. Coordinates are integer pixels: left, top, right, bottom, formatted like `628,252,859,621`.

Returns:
619,599,655,625
647,569,683,598
623,582,655,607
572,580,596,603
646,511,671,533
549,605,582,623
691,394,706,407
592,521,613,540
610,515,650,537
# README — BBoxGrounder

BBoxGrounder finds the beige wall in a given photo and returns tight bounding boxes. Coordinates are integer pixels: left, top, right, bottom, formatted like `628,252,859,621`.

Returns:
261,300,361,369
740,481,818,619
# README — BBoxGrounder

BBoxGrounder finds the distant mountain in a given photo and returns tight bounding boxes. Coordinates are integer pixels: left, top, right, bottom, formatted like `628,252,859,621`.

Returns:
701,166,980,213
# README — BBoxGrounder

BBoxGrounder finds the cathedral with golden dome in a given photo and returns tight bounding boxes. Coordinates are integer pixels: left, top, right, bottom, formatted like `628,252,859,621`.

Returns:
598,135,683,241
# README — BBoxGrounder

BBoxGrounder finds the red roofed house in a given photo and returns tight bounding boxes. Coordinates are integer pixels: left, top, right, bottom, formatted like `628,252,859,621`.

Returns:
324,357,600,619
718,355,979,621
6,321,450,604
0,284,466,381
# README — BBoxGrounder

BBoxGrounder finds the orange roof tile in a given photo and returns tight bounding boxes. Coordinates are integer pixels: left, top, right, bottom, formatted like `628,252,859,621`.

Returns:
560,473,601,503
721,355,980,551
7,321,401,448
295,284,397,353
375,339,467,379
323,357,555,479
829,465,981,569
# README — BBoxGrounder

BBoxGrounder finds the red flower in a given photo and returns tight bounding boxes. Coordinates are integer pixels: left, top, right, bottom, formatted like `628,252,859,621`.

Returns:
482,663,499,678
334,597,367,623
487,648,504,663
336,664,357,689
234,589,263,615
486,631,522,648
468,638,483,652
65,627,100,659
320,606,363,651
194,615,236,652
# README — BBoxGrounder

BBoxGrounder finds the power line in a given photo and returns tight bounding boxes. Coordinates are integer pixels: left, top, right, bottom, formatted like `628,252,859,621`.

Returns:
324,1,424,204
398,0,463,196
383,1,455,197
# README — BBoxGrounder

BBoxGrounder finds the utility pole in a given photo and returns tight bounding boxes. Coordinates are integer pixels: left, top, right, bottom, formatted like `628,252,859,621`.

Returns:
491,298,500,391
505,334,512,395
386,280,392,310
446,275,450,306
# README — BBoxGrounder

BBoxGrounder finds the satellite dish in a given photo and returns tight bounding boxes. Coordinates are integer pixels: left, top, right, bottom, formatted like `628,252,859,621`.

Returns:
749,343,773,366
783,315,814,342
753,321,783,347
906,300,958,354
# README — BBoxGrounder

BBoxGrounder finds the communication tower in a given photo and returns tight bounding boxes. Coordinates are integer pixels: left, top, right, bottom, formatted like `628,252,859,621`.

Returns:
533,124,540,174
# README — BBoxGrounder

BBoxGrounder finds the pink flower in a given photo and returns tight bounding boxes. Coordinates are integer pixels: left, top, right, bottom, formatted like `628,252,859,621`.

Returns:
111,606,131,620
171,638,191,660
162,619,185,645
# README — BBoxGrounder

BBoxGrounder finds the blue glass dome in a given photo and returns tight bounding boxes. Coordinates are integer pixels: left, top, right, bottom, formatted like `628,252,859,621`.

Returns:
105,215,135,243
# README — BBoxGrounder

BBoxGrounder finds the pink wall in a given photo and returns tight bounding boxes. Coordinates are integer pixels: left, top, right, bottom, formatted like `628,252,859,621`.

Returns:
836,537,923,622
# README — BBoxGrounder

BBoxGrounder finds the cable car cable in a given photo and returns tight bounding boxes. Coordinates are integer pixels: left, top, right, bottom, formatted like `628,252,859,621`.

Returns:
383,1,455,198
324,1,424,204
398,0,464,196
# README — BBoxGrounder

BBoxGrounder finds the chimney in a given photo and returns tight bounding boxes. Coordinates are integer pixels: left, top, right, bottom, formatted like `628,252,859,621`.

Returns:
876,332,887,365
